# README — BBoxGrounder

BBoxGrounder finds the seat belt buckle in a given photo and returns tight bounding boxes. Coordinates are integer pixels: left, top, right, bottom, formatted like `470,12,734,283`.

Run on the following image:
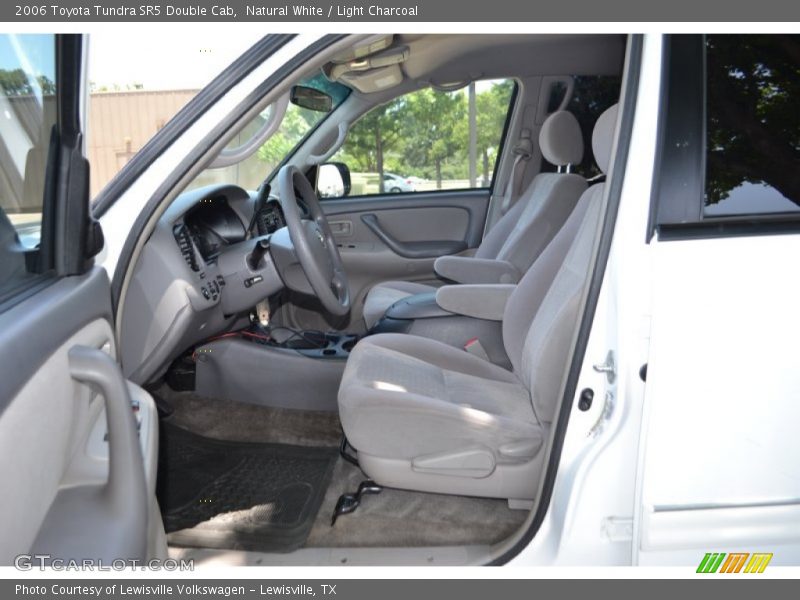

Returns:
464,337,490,361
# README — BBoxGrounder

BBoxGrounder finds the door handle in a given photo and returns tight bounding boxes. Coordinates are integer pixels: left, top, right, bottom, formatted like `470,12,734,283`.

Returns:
69,346,147,517
31,346,148,562
328,220,353,237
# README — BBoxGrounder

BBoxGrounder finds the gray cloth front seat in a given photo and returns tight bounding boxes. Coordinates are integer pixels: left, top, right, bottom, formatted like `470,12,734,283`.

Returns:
362,110,588,329
338,104,618,501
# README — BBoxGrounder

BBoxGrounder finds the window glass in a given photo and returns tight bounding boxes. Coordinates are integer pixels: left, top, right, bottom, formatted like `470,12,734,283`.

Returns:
187,74,351,192
86,31,262,200
321,79,515,198
541,76,621,179
0,34,56,298
704,34,800,217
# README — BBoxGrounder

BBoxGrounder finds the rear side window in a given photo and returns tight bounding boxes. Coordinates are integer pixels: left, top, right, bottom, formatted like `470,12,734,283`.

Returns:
319,79,516,198
704,35,800,217
652,34,800,238
541,76,621,179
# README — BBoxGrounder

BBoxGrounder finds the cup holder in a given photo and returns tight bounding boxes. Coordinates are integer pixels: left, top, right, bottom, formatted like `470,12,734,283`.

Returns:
323,348,337,356
342,339,356,353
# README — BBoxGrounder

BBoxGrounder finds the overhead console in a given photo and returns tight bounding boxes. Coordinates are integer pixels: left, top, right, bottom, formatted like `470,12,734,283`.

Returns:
323,34,409,93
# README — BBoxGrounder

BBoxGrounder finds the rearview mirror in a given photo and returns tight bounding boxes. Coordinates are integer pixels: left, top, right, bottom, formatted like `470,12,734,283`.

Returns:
291,85,333,112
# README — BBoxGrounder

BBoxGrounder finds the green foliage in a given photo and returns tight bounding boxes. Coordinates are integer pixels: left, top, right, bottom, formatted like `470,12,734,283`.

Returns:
257,105,322,171
0,68,55,96
329,80,514,190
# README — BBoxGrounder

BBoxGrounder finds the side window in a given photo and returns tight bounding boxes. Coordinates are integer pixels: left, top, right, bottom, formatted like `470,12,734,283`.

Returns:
319,79,516,198
540,76,621,179
0,34,57,301
704,35,800,217
652,34,800,237
87,32,263,200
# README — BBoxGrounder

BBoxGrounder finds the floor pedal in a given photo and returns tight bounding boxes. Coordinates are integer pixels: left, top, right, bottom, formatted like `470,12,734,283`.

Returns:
331,479,382,525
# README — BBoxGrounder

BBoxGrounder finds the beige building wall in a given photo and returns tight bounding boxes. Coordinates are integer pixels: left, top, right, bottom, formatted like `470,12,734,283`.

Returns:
87,89,198,198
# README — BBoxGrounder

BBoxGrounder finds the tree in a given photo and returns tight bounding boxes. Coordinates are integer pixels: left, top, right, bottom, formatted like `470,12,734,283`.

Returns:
257,105,320,170
0,68,55,96
338,102,404,192
705,35,800,208
475,80,515,185
402,88,466,188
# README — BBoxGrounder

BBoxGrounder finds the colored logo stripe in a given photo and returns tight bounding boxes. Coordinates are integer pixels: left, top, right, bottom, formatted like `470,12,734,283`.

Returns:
744,553,773,573
697,553,726,573
719,553,749,573
697,552,773,573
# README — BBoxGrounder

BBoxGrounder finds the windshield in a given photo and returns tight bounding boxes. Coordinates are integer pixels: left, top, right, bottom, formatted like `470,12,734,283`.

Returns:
185,73,351,192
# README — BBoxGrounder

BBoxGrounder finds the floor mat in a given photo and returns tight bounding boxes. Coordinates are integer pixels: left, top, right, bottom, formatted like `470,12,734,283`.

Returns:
157,421,337,553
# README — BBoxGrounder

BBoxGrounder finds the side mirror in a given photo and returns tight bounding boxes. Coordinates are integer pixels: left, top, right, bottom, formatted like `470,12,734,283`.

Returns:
317,162,352,198
290,85,333,112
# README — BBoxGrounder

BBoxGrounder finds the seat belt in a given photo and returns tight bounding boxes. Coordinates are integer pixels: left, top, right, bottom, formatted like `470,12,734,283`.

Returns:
464,337,491,361
498,129,534,214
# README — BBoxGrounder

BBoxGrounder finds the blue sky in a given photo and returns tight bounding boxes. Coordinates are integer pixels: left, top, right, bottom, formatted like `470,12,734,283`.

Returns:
0,34,55,83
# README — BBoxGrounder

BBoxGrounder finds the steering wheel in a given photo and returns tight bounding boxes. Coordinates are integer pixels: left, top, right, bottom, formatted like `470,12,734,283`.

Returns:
275,165,351,316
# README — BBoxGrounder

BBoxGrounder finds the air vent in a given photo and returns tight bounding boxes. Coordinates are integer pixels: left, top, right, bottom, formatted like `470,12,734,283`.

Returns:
173,224,200,272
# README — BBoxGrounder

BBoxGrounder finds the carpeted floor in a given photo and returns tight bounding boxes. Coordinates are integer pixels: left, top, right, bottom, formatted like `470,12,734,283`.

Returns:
156,387,342,447
154,386,528,549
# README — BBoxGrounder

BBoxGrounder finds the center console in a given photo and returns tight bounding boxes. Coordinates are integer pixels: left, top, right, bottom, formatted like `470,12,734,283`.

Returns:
178,327,359,413
371,292,512,369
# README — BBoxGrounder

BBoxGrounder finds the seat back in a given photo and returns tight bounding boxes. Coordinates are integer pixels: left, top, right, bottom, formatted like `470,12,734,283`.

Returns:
476,110,587,274
502,104,619,424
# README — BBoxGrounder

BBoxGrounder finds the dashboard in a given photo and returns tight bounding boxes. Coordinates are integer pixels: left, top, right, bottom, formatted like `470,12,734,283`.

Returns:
176,189,286,268
120,183,287,384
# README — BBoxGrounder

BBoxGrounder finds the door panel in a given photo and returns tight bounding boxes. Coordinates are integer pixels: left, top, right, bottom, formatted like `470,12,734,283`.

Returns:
0,268,160,563
312,190,489,330
0,34,161,565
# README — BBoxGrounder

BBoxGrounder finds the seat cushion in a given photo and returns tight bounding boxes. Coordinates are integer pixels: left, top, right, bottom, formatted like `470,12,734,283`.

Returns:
362,280,435,329
338,333,539,462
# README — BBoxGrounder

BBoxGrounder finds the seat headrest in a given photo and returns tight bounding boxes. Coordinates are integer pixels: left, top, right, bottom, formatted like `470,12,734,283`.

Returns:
591,103,618,175
538,110,583,168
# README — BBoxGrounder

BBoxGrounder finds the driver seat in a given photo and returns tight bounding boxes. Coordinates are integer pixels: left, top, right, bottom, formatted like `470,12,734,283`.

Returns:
338,105,618,500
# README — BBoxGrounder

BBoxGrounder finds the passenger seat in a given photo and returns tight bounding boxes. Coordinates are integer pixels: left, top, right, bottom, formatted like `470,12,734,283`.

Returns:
362,110,588,329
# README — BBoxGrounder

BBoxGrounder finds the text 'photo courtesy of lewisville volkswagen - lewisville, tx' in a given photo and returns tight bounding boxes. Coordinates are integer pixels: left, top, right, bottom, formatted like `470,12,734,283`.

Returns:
0,0,798,595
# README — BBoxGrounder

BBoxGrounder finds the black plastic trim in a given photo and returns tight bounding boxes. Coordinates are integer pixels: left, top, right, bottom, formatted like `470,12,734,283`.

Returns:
489,34,643,565
110,35,346,310
658,216,800,240
652,35,705,231
92,35,294,218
